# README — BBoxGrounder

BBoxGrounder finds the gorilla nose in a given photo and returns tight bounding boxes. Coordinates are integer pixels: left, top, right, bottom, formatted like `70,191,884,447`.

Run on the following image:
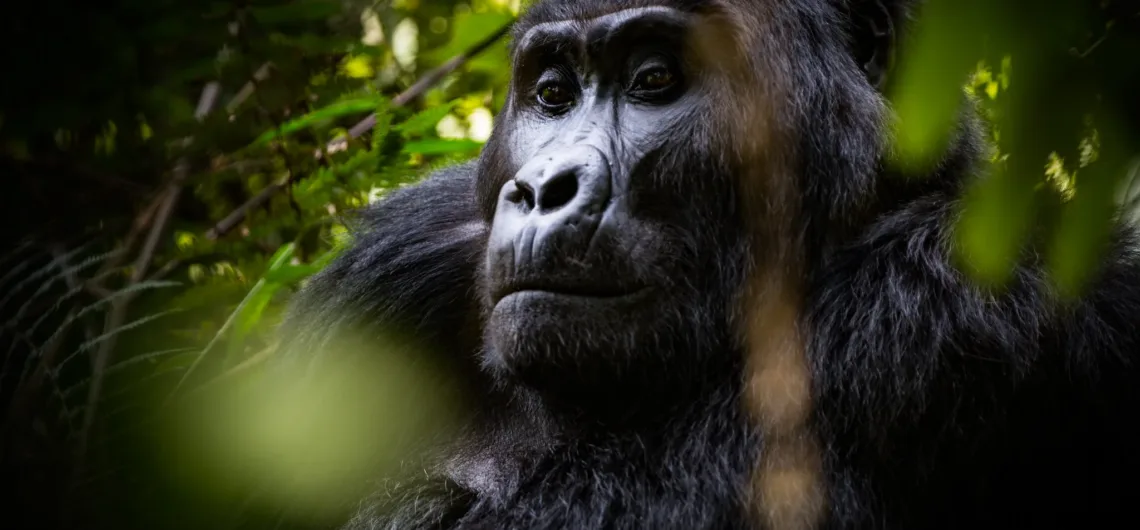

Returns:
505,145,611,216
491,145,613,270
513,168,579,212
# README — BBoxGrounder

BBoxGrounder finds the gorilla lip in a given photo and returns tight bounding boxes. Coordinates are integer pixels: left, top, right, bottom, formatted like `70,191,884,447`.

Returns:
492,282,649,305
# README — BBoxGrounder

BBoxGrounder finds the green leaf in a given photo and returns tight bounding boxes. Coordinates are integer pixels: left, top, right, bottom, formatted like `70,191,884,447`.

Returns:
251,96,384,146
341,56,375,79
402,139,483,155
264,244,343,286
226,244,298,362
888,0,993,171
952,168,1035,288
263,263,319,286
395,100,460,137
1046,113,1134,299
1046,168,1117,299
172,245,296,395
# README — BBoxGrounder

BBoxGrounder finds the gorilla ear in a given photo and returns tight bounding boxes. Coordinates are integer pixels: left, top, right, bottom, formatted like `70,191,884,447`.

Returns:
841,0,914,90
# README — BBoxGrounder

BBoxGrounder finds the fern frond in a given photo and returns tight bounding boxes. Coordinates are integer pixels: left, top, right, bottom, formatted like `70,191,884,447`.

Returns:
9,250,121,326
0,243,93,312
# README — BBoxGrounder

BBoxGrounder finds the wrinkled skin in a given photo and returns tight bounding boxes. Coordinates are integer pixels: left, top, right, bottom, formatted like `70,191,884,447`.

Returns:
282,0,1140,528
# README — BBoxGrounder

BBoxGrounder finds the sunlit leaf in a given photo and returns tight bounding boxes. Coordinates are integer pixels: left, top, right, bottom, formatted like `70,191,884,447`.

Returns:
341,56,375,79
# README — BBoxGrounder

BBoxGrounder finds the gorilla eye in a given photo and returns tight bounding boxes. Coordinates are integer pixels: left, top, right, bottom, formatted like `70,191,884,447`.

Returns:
537,80,575,111
630,65,679,98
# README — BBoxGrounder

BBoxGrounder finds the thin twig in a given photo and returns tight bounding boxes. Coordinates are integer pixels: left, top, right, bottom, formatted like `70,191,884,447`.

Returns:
227,62,274,115
88,195,162,286
205,178,288,240
204,21,514,240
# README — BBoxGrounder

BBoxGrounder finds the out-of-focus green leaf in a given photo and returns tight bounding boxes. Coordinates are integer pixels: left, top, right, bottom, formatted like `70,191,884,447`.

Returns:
889,0,992,171
1047,117,1133,298
1046,164,1118,299
953,168,1036,288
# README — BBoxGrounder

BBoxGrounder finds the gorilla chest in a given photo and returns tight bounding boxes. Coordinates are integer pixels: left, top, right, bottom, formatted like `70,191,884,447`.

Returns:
449,436,756,530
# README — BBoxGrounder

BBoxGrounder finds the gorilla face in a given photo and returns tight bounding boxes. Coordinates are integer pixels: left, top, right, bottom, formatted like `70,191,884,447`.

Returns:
477,6,748,396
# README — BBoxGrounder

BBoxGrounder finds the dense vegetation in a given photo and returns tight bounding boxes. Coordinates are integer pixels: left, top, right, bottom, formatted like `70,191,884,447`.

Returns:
0,0,1136,528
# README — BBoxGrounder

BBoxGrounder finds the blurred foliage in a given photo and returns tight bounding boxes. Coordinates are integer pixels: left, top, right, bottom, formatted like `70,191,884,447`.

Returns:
890,0,1140,296
0,0,1137,529
0,0,520,528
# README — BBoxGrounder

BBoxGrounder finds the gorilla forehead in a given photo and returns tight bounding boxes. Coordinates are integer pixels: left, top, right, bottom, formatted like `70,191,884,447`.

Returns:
510,5,694,76
513,5,691,54
516,0,713,31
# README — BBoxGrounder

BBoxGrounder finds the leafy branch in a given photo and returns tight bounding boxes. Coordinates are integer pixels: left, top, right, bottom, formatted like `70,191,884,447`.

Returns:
203,20,514,240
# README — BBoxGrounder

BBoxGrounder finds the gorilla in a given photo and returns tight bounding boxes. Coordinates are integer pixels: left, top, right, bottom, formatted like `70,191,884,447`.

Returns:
282,0,1140,528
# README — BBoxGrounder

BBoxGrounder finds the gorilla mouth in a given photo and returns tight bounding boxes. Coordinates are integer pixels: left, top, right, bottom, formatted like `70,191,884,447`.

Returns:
492,281,649,305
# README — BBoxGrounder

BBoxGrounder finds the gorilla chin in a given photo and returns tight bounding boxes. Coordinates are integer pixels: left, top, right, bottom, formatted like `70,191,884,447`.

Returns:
485,283,661,392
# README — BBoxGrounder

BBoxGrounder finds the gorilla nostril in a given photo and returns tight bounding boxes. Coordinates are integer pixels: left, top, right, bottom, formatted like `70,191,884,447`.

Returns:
539,170,578,212
508,181,536,210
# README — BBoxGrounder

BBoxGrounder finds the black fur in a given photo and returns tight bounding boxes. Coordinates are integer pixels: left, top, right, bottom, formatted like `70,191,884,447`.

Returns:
281,0,1140,528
